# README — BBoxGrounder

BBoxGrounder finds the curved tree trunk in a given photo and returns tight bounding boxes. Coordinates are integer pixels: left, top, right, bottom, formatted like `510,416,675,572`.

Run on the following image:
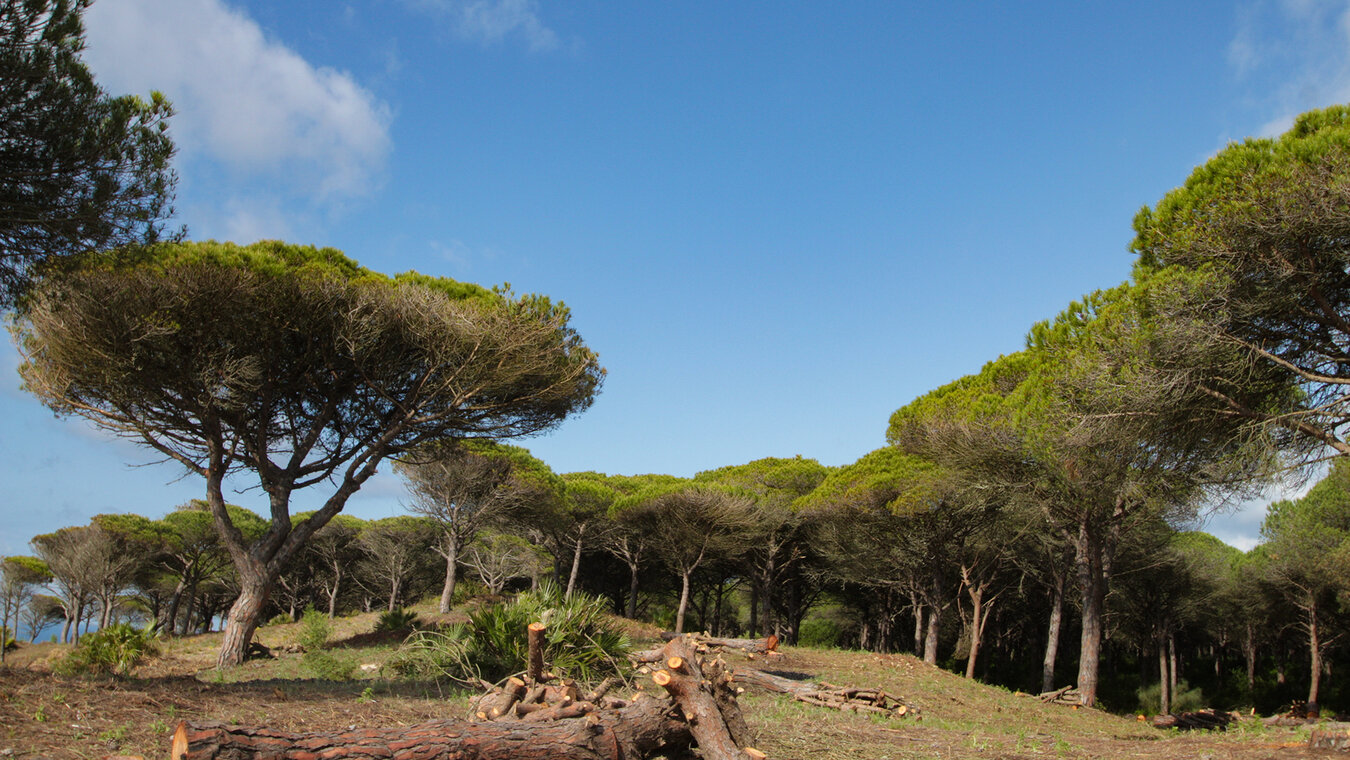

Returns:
1041,573,1065,693
675,570,692,634
565,534,584,600
217,572,271,668
625,560,640,619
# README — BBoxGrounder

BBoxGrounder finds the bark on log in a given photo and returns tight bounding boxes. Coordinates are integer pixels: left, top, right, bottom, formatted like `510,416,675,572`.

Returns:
170,696,690,760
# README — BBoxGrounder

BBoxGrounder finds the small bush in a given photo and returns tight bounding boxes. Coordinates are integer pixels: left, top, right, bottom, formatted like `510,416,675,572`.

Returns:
1137,679,1207,715
298,606,330,652
54,623,157,677
375,608,422,633
798,618,842,648
302,649,357,680
264,613,293,627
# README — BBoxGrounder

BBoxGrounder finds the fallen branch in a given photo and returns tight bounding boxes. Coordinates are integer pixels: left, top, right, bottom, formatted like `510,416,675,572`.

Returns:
659,631,780,655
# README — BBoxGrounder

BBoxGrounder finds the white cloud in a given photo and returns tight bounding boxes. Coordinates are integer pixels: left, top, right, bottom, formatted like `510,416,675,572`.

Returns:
82,0,392,201
407,0,562,52
1230,0,1350,136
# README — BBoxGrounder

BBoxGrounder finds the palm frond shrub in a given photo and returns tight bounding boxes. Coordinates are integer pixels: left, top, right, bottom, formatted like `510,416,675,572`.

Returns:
388,582,629,686
55,623,158,677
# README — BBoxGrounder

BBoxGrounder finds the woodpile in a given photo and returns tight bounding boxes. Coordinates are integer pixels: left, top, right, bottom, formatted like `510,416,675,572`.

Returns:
1036,685,1084,706
731,666,918,719
1149,710,1237,731
171,631,767,760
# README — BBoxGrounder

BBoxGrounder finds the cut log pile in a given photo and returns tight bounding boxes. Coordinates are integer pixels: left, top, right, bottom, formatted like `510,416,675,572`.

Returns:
171,631,766,760
730,666,918,719
1036,685,1084,706
1149,710,1237,731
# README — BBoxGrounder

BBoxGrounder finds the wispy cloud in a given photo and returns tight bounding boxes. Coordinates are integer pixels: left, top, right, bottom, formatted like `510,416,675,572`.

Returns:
83,0,392,202
1229,0,1350,136
406,0,564,52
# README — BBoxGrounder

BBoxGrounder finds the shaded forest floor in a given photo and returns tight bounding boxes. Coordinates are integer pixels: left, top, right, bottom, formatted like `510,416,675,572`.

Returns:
0,607,1333,759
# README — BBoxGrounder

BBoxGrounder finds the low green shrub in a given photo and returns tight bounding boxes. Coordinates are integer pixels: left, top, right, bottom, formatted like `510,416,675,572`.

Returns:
302,649,357,680
298,605,331,652
54,623,157,677
375,608,422,633
1137,679,1207,715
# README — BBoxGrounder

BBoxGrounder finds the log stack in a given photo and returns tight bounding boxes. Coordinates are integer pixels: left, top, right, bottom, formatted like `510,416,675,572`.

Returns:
1036,685,1083,706
171,633,764,760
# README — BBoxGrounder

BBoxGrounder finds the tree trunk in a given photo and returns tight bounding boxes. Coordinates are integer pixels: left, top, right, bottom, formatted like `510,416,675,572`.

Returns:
1244,623,1257,695
963,583,985,680
565,534,584,600
1158,633,1171,715
1041,572,1065,693
747,583,758,638
912,591,923,656
625,559,640,619
1074,519,1106,707
180,582,198,636
1168,632,1178,697
327,562,342,618
388,574,401,613
217,574,271,668
1308,595,1322,710
675,569,692,634
923,604,940,665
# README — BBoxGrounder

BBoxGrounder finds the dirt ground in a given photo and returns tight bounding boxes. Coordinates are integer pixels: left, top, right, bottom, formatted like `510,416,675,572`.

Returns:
0,621,1338,760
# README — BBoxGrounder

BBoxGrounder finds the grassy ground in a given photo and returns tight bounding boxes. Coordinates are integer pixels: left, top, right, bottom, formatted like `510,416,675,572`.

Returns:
0,606,1332,759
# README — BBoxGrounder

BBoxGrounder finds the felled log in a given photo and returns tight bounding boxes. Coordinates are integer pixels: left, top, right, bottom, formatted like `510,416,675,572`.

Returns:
170,692,690,760
1149,710,1236,731
659,631,779,655
651,638,759,760
474,676,527,720
731,667,916,718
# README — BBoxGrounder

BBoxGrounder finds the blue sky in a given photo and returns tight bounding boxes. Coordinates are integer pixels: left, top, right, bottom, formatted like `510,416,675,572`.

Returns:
3,0,1347,556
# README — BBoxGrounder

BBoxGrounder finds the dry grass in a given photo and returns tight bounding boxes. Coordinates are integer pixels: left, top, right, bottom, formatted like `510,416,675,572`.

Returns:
0,618,1331,759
